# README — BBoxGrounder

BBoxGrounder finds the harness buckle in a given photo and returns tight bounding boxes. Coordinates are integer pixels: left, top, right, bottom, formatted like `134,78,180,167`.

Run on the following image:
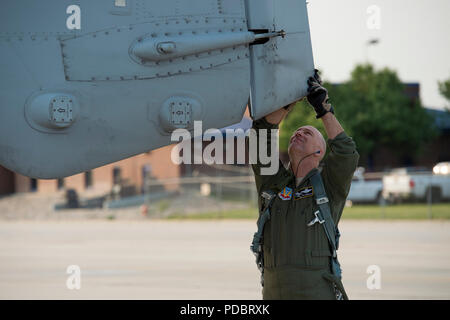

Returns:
261,191,273,201
307,210,325,227
316,197,329,205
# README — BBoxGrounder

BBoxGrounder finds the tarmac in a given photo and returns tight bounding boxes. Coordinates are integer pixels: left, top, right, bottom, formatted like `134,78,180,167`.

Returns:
0,219,449,300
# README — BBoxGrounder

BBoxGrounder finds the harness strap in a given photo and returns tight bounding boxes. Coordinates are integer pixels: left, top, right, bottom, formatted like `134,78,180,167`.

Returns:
309,172,342,279
250,190,276,287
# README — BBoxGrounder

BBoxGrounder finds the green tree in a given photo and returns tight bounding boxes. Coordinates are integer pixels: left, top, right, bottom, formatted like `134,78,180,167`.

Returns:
280,64,437,166
438,77,450,109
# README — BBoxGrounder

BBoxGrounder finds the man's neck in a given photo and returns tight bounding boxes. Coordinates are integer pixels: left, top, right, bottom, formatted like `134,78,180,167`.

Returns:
292,157,318,178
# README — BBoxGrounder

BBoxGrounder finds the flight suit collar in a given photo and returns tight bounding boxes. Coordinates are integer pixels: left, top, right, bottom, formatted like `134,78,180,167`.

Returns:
286,162,320,190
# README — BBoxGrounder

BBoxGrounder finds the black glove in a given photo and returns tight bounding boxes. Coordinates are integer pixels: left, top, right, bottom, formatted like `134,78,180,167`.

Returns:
306,69,334,119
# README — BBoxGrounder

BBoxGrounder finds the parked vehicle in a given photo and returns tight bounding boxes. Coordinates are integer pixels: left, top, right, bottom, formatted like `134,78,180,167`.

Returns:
382,163,450,203
433,162,450,175
347,168,383,204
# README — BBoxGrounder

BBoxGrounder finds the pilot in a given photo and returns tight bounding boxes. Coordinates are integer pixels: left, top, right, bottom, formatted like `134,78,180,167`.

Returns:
250,70,359,299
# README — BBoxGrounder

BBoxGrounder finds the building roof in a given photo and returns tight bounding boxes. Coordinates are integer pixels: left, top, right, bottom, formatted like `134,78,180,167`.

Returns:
425,108,450,131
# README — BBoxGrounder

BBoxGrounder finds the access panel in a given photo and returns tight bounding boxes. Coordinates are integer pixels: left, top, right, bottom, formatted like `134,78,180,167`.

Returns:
245,0,315,119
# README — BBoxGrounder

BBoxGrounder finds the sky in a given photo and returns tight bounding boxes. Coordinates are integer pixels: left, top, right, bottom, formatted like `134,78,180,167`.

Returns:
306,0,450,110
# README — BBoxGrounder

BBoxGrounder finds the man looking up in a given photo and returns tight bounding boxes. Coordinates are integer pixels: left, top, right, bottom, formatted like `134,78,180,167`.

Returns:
250,70,359,299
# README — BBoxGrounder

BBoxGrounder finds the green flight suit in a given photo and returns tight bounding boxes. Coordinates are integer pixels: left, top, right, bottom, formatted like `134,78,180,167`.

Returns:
251,117,359,300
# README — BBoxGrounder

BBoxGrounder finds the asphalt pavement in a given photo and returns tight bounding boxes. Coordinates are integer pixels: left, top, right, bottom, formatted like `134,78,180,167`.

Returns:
0,220,448,299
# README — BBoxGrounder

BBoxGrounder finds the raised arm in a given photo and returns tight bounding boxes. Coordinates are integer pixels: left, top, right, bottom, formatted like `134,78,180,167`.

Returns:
321,112,344,139
305,70,359,222
250,103,295,195
306,70,344,139
264,103,295,125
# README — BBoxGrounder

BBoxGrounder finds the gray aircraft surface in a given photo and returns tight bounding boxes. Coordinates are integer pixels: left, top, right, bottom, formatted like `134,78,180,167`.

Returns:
0,0,314,179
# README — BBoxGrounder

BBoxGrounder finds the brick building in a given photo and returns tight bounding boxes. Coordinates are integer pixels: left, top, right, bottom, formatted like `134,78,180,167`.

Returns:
0,108,253,196
364,83,450,171
1,98,448,196
0,144,180,196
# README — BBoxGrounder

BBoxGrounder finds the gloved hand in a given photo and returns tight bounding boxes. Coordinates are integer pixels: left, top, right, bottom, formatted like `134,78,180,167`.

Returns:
306,69,335,119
